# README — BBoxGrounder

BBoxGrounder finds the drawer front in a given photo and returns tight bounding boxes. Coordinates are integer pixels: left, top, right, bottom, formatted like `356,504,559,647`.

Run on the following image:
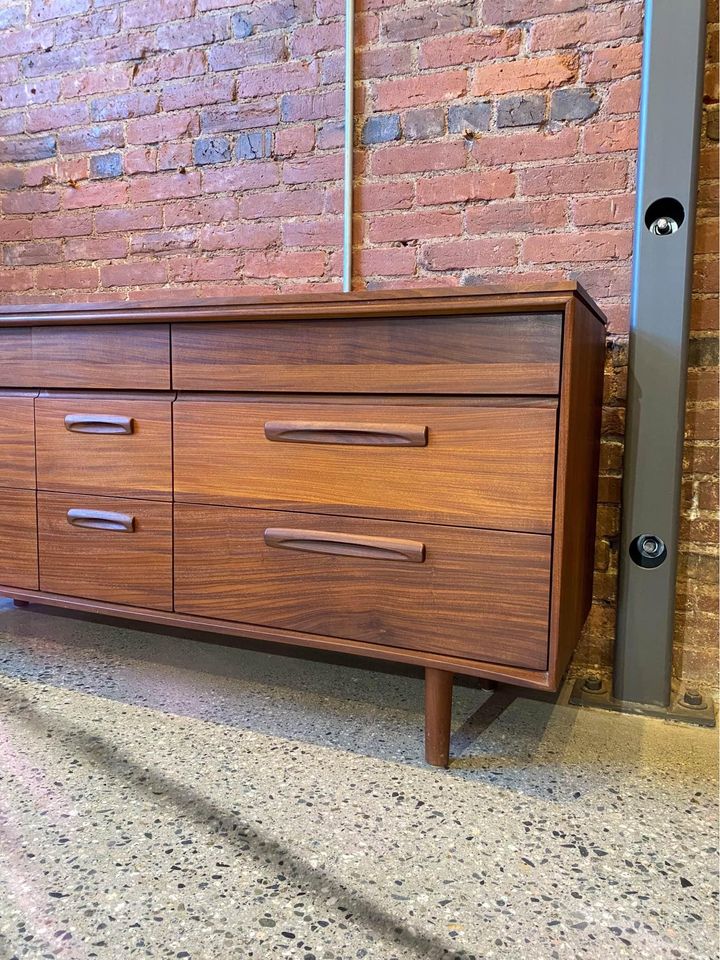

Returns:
174,505,551,669
0,325,170,389
0,394,36,489
174,400,557,533
36,398,172,500
0,488,38,589
38,493,172,609
172,314,562,394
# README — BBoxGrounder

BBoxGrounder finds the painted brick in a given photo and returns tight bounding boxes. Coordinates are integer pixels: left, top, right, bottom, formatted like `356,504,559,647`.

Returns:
236,131,273,160
471,55,578,96
58,124,124,154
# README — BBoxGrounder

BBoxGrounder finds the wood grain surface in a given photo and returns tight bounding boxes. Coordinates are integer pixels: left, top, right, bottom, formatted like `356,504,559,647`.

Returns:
0,395,36,489
0,488,38,589
174,504,552,669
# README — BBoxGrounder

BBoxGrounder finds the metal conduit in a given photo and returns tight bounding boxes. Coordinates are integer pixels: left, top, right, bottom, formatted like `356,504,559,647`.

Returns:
342,0,355,293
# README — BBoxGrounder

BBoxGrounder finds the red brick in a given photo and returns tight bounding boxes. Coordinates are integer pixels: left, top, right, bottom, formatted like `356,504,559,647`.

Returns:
573,195,635,227
233,61,319,98
584,43,643,82
356,47,414,81
165,197,239,227
356,247,416,277
61,65,131,99
528,6,642,51
423,237,518,271
64,181,128,209
163,77,236,112
374,71,467,111
3,241,63,266
606,78,641,115
124,147,157,175
167,255,245,283
132,50,206,85
2,191,59,214
122,0,194,29
356,181,415,213
472,54,578,96
101,262,168,286
238,189,325,219
202,163,280,194
371,142,466,177
245,251,327,279
417,171,515,205
291,22,344,56
282,218,344,247
35,266,99,291
30,0,89,22
126,111,200,145
26,102,88,133
472,128,578,166
128,171,202,203
0,268,34,292
583,119,639,155
368,211,462,243
130,229,198,254
522,229,633,264
420,29,521,69
32,213,93,239
156,142,193,171
467,198,568,234
95,205,163,233
483,0,586,23
208,35,287,72
156,15,229,50
274,126,315,158
199,223,279,251
520,159,628,196
0,219,32,242
66,236,129,260
283,154,343,185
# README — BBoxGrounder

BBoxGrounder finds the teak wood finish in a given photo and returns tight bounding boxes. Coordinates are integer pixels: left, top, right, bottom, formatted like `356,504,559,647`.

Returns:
0,284,606,767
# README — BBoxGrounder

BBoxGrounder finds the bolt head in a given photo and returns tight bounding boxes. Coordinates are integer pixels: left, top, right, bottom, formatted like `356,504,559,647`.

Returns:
683,689,704,707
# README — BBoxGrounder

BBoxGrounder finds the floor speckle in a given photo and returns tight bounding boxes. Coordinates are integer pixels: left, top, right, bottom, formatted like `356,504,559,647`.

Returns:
0,597,717,960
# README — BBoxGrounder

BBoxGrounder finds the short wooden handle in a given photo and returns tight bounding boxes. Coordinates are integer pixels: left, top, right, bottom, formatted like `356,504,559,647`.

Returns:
64,414,134,435
264,527,425,563
67,509,135,533
264,421,428,447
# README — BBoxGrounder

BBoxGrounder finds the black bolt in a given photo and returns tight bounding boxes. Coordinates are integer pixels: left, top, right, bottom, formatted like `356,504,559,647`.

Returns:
583,675,603,693
683,689,704,707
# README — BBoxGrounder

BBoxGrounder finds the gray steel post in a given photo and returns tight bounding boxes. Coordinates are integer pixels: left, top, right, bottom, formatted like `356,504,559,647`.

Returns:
614,0,707,705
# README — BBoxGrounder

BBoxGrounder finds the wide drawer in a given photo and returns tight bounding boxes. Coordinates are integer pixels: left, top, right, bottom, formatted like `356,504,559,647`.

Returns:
174,505,551,669
174,399,557,533
0,392,36,489
0,488,38,589
36,396,173,500
172,314,562,394
38,492,172,609
0,325,170,389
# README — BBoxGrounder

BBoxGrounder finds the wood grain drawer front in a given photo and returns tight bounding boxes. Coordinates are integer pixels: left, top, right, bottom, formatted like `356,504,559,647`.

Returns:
174,400,557,533
174,505,551,669
36,398,172,500
38,493,172,610
0,325,170,389
172,314,562,394
0,489,38,589
0,395,36,489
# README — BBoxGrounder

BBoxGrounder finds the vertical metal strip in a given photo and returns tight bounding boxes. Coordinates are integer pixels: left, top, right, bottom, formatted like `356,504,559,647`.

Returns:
342,0,355,293
614,0,707,706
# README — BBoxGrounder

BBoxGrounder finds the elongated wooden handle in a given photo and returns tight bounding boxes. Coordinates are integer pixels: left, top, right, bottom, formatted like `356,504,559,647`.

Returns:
264,420,428,446
67,509,135,533
64,413,134,435
264,527,425,563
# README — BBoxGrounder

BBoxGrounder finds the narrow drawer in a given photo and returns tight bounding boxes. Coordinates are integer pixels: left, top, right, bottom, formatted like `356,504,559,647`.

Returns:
0,325,170,389
0,488,38,589
172,314,562,394
0,392,36,489
38,492,172,610
174,505,551,669
36,396,173,500
174,399,557,533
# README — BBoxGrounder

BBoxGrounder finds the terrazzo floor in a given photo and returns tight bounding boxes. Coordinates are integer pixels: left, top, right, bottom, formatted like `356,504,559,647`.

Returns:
0,597,717,960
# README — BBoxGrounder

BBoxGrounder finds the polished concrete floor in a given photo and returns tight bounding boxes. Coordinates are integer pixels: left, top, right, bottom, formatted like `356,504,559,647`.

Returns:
0,597,717,960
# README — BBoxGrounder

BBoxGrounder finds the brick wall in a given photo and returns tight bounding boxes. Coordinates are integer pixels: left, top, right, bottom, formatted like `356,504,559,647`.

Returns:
0,0,716,692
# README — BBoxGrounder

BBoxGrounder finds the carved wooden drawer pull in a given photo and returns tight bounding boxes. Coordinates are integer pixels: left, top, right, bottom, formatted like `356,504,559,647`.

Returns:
264,420,428,446
264,527,425,563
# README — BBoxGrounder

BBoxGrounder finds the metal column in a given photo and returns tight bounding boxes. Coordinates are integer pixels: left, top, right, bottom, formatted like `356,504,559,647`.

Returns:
614,0,708,707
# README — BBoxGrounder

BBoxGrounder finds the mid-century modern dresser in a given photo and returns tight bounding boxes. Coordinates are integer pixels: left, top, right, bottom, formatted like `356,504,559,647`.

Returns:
0,284,606,766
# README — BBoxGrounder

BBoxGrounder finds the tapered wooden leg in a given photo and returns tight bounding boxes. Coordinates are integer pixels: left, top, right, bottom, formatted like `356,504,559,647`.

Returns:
13,599,29,607
424,668,454,767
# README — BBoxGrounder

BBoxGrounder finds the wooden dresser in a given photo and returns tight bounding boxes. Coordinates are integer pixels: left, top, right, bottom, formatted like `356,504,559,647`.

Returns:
0,284,606,766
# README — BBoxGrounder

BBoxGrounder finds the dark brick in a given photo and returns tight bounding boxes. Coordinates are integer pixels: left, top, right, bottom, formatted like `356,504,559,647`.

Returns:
551,88,600,122
404,107,445,141
688,336,719,369
0,135,56,163
706,106,719,143
90,152,123,179
231,13,253,38
497,94,546,127
0,4,23,29
448,102,491,134
361,114,400,145
193,137,231,165
235,131,272,160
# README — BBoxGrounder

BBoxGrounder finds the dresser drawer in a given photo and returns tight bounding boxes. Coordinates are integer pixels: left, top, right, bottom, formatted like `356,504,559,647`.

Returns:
0,325,170,389
174,399,557,533
174,505,551,669
172,314,562,394
38,493,172,609
0,393,36,489
36,397,173,500
0,488,38,589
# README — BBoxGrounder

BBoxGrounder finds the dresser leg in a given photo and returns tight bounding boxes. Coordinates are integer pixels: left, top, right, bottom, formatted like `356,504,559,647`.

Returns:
12,599,29,607
424,668,454,767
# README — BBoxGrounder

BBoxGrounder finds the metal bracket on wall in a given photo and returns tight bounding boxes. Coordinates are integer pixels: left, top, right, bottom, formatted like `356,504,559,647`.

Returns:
570,676,716,728
612,0,713,712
